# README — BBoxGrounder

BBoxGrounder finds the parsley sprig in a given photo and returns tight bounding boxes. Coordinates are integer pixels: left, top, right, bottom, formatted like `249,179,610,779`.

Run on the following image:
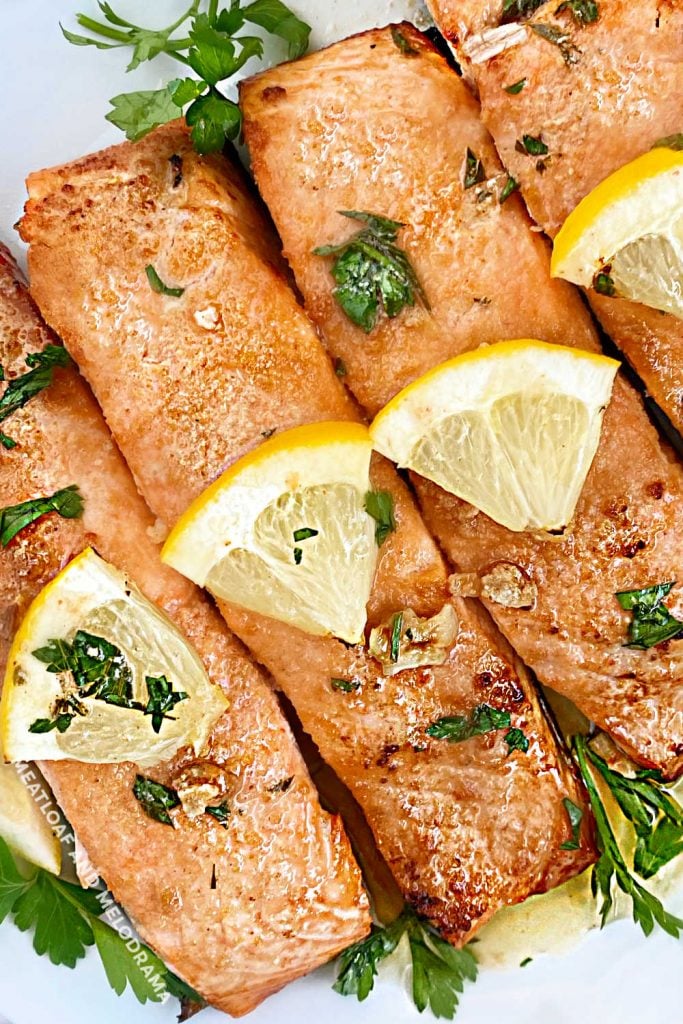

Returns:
364,490,396,547
0,485,83,547
334,908,477,1019
313,211,430,333
427,703,529,754
572,736,683,936
62,1,311,154
0,344,71,449
0,836,203,1005
30,633,188,735
616,582,683,649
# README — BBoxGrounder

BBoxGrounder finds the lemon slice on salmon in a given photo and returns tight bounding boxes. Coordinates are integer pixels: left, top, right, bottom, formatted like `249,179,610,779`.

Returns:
0,548,227,767
162,422,377,643
552,147,683,318
369,340,619,533
0,758,61,873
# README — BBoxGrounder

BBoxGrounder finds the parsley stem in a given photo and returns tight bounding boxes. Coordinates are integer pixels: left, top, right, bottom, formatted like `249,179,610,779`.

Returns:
167,0,202,35
165,51,192,67
74,16,131,42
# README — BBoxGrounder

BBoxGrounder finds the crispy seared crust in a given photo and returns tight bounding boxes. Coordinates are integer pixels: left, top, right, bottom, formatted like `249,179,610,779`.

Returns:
239,25,683,777
0,246,370,1015
19,122,595,944
430,0,683,435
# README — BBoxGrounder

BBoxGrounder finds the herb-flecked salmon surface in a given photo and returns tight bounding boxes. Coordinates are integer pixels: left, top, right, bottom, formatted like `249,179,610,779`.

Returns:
0,245,370,1016
428,0,683,437
18,122,595,946
238,24,683,778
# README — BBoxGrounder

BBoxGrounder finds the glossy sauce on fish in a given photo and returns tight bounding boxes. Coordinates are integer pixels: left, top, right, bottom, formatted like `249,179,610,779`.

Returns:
429,0,683,436
239,25,683,777
0,246,369,1015
19,123,594,945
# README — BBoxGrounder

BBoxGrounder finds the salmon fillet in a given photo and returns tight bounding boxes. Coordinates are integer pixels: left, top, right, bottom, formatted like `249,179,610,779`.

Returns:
239,25,683,777
429,0,683,434
18,123,595,944
0,245,369,1015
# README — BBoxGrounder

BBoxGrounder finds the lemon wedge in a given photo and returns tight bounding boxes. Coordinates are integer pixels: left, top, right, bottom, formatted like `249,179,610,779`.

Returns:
369,340,619,533
162,422,377,643
0,548,227,767
0,758,61,873
552,147,683,317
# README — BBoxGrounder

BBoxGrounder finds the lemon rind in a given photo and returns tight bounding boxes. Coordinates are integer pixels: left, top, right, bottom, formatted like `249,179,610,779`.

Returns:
162,421,373,586
551,149,683,286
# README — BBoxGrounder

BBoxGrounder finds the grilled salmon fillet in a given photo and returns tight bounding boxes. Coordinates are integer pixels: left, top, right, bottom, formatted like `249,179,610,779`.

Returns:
239,25,683,778
18,123,595,944
429,0,683,434
0,245,369,1015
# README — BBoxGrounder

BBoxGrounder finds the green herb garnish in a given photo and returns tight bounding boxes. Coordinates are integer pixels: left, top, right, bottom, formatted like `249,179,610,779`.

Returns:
0,345,71,449
530,22,581,65
593,270,616,296
464,148,486,190
133,775,181,826
334,908,477,1017
34,631,137,710
63,0,311,154
143,674,188,733
556,0,599,25
501,0,544,22
29,712,77,735
652,134,683,152
560,797,584,850
292,527,317,564
616,581,683,649
145,264,185,297
499,175,519,204
516,133,549,156
293,527,318,542
390,612,403,663
427,703,528,755
30,637,187,734
205,801,230,826
504,727,530,753
391,27,419,56
313,211,429,333
582,744,683,878
0,835,198,1005
504,78,527,94
364,490,396,547
0,485,83,547
331,677,360,693
572,736,683,936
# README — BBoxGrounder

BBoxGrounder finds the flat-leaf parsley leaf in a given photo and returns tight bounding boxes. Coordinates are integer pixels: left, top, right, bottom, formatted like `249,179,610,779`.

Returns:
64,0,311,153
313,211,429,333
0,485,83,547
333,909,477,1018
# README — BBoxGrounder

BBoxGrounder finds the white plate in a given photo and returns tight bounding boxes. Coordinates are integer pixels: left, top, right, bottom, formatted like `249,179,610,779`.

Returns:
0,3,681,1023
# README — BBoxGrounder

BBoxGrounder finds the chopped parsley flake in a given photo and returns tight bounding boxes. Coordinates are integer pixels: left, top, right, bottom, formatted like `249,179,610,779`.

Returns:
313,211,429,333
145,264,185,297
616,582,683,649
504,78,527,94
364,490,396,546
